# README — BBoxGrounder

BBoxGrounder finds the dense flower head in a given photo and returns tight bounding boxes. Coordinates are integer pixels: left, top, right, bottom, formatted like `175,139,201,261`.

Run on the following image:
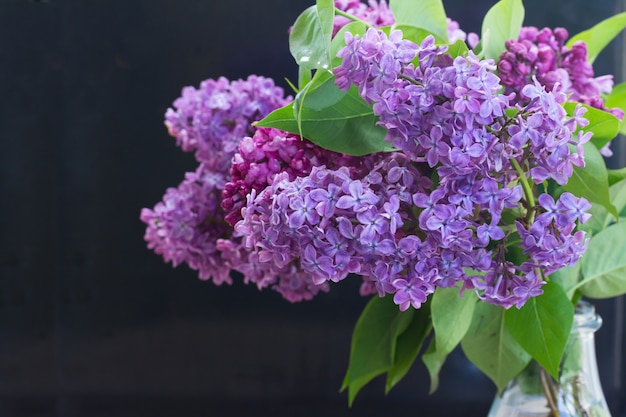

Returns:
332,28,592,309
234,152,443,310
498,27,611,106
164,75,291,171
140,164,233,286
221,127,359,226
497,26,624,156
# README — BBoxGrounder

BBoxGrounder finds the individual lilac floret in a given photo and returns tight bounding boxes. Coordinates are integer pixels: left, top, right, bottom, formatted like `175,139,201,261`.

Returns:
221,127,359,226
164,75,291,170
140,164,232,286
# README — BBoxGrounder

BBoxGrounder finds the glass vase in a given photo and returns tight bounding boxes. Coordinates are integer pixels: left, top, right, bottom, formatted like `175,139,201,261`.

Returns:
487,301,611,417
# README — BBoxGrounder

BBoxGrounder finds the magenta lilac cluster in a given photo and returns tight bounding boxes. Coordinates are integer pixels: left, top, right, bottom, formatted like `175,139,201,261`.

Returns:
221,127,358,226
332,28,591,308
498,27,618,110
164,75,290,170
497,27,623,156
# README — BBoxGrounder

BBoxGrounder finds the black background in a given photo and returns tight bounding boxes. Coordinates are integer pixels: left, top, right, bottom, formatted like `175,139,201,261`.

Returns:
1,0,625,416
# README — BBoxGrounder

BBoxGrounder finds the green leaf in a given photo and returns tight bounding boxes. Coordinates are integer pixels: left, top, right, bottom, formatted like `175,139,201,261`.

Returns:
578,177,626,237
385,300,432,393
298,67,312,91
563,142,618,219
390,0,449,43
289,2,335,71
421,341,444,395
461,302,531,392
505,281,574,379
392,24,447,45
605,82,626,136
563,102,620,150
256,75,390,156
579,221,626,298
566,12,626,63
341,295,414,405
480,0,525,60
447,39,470,59
608,167,626,186
422,286,477,393
431,286,478,353
548,263,581,301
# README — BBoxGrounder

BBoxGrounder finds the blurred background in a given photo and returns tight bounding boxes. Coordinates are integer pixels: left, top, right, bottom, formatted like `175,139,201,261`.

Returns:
1,0,625,416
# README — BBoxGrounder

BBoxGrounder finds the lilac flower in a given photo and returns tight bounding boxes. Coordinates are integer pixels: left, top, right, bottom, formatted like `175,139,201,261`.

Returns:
164,75,290,170
556,192,592,226
222,127,357,226
336,180,379,212
497,26,624,156
140,165,232,286
392,278,429,311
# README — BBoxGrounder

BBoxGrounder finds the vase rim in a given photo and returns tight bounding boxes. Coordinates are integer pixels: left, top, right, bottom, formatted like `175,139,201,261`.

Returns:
573,300,602,331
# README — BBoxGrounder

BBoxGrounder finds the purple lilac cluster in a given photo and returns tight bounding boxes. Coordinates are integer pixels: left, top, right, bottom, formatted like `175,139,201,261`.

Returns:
234,153,440,310
164,75,291,170
331,28,591,308
142,75,292,288
140,164,233,285
497,27,623,156
221,127,358,226
517,192,590,277
215,235,331,303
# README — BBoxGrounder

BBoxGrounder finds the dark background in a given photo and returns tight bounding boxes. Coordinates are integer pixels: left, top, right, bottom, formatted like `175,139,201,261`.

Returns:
1,0,625,416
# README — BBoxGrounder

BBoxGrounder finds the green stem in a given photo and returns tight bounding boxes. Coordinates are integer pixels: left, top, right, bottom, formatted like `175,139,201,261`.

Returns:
510,158,536,223
539,366,560,417
398,73,422,86
334,8,373,28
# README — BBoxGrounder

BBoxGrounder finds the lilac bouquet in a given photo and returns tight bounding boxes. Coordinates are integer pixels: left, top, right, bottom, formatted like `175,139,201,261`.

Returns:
141,0,626,410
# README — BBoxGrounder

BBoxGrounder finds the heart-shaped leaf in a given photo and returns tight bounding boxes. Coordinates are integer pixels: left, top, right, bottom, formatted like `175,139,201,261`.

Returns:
505,281,574,379
579,221,626,298
341,295,414,405
256,75,390,156
289,1,335,72
563,142,618,219
390,0,449,43
563,102,620,150
385,300,432,392
422,286,477,392
567,12,626,63
461,302,531,392
480,0,525,60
